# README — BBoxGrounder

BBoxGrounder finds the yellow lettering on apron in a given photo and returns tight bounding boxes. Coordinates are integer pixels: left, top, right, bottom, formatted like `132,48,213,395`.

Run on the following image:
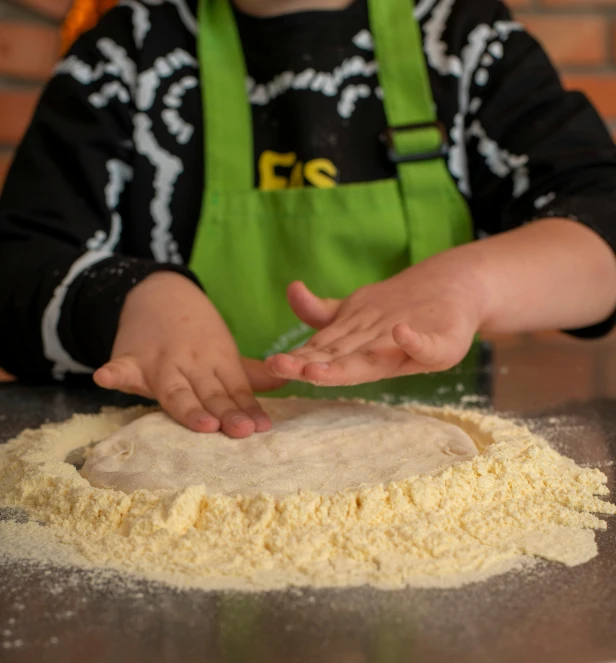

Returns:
289,160,304,188
258,152,339,190
258,150,297,190
304,158,338,188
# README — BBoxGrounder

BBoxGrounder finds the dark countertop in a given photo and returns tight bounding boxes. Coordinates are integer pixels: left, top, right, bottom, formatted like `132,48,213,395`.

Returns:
1,333,616,663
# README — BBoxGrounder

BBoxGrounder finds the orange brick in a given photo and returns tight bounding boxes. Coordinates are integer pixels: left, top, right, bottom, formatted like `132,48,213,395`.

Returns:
519,15,606,66
542,0,616,5
563,74,616,119
0,22,60,81
0,89,41,145
611,20,616,63
0,368,16,383
0,152,14,195
10,0,72,20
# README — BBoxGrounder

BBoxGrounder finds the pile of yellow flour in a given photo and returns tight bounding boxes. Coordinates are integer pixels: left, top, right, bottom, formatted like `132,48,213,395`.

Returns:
0,399,614,591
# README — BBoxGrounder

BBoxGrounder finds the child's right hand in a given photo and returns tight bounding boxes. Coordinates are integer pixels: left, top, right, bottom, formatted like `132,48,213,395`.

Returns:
92,272,286,438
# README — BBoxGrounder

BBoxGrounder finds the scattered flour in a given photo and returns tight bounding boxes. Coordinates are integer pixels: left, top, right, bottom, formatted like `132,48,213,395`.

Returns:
0,399,614,591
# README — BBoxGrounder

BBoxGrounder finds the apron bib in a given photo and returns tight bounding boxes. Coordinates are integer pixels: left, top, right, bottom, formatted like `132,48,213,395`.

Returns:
190,0,474,361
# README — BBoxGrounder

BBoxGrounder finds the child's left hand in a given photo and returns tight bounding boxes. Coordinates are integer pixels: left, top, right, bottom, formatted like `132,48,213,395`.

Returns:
265,254,484,386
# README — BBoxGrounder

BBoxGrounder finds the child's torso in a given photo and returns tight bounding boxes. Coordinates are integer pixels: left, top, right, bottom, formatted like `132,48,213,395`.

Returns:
89,0,485,263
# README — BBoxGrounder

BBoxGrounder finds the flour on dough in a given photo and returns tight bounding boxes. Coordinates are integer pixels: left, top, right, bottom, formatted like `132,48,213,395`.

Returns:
80,398,478,495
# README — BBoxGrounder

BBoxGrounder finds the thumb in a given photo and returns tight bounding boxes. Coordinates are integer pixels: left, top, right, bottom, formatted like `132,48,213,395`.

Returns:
93,356,151,396
241,357,288,393
392,324,447,367
287,281,341,330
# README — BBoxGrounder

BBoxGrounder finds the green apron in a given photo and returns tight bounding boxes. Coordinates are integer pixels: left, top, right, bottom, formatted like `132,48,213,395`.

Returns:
190,0,474,361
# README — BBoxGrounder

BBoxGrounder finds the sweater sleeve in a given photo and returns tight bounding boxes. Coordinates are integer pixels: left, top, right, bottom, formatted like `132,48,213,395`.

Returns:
460,0,616,337
0,9,199,380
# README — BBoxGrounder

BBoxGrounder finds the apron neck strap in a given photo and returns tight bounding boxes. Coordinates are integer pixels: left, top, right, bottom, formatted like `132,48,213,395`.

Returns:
369,0,448,167
369,0,434,128
199,0,254,191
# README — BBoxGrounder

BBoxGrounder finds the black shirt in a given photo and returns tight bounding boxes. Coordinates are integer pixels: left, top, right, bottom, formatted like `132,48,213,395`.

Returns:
1,0,616,379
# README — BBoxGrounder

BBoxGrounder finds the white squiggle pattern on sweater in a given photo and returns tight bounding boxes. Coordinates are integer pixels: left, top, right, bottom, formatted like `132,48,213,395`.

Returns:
119,0,151,48
443,10,523,196
133,113,184,263
137,48,197,111
246,56,378,119
42,160,133,379
162,75,198,144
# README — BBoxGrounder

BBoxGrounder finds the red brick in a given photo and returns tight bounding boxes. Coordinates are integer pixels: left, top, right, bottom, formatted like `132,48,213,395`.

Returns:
9,0,72,20
611,20,616,63
0,152,13,195
0,368,16,383
0,22,60,81
542,0,616,6
519,15,606,66
563,74,616,119
0,89,41,145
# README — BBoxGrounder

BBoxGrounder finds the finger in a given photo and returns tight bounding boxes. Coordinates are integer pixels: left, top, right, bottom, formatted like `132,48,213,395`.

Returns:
291,327,374,361
287,281,341,330
266,342,364,380
264,324,371,379
154,368,221,434
392,324,448,366
93,356,152,397
269,344,355,378
241,357,288,393
217,366,273,433
186,371,258,439
264,352,304,380
302,342,411,386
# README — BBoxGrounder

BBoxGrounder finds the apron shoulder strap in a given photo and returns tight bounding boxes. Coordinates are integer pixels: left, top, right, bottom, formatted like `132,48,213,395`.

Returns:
199,0,254,191
370,0,474,262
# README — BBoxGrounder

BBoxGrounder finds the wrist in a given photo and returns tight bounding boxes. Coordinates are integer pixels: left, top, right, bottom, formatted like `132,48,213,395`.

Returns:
73,258,200,370
124,270,200,307
416,245,490,332
130,269,193,291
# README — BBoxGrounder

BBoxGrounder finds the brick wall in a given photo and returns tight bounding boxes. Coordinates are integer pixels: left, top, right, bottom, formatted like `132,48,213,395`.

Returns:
513,0,616,134
0,0,69,194
0,0,69,381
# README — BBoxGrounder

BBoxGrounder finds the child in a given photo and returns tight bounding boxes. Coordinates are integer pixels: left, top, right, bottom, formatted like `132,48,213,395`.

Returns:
1,0,615,438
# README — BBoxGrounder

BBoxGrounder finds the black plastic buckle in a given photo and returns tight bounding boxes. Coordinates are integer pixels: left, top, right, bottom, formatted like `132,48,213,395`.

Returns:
381,121,449,164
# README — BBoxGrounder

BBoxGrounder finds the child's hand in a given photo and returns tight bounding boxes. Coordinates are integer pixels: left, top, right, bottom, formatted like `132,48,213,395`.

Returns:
93,272,286,438
265,256,485,386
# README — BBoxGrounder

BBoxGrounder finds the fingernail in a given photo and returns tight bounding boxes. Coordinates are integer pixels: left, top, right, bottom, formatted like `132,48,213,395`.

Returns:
196,414,218,428
231,415,250,427
252,413,271,431
313,363,330,371
95,368,115,387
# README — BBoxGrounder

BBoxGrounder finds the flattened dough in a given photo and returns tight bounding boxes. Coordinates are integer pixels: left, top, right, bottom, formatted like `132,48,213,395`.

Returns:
80,398,478,495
